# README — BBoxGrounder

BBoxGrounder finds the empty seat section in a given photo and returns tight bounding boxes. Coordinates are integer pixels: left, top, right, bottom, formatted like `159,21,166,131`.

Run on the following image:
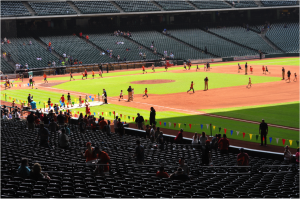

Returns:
39,35,112,64
115,1,160,12
261,0,298,6
1,37,58,69
209,26,282,54
265,23,299,53
1,58,15,73
191,0,231,9
131,31,212,60
170,29,257,57
73,1,120,14
29,2,77,16
156,1,195,10
89,34,159,61
1,1,31,17
229,1,258,8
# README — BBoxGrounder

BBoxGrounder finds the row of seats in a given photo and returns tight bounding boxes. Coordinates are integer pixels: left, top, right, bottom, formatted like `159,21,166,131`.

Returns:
1,1,31,17
131,30,212,60
28,2,77,16
1,58,15,73
229,1,258,8
1,119,299,198
73,1,120,14
1,37,58,69
261,0,298,7
156,1,195,10
39,35,112,64
170,28,257,57
115,1,160,12
265,22,299,53
191,0,231,9
88,33,160,61
209,26,282,54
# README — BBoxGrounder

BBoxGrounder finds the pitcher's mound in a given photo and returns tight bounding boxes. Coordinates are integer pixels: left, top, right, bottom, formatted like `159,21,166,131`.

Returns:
131,79,175,84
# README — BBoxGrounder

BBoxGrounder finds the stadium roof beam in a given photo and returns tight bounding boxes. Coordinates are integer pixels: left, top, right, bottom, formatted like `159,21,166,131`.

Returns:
1,5,298,20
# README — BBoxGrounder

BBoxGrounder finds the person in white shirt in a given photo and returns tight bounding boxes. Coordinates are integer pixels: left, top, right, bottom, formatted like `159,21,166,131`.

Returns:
15,63,20,69
15,109,21,120
29,41,32,45
192,133,199,144
63,53,66,58
25,63,28,69
37,57,42,61
170,53,174,59
150,125,156,142
4,37,7,43
52,61,56,67
199,132,208,149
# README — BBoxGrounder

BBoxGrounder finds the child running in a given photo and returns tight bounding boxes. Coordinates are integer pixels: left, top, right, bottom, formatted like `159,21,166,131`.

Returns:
165,65,168,72
143,88,148,98
196,65,199,71
238,63,242,73
142,65,147,74
84,69,88,79
250,66,253,74
187,81,195,93
184,62,187,70
247,77,252,88
43,73,48,83
92,70,95,79
265,66,270,74
70,72,75,81
152,64,155,72
294,73,297,82
262,65,265,74
82,73,85,80
99,69,103,78
119,90,123,101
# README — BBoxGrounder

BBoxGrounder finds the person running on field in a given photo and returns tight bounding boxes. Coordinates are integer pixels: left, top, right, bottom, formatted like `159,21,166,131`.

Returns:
85,69,88,79
286,70,291,82
152,64,155,72
43,73,48,83
204,77,208,91
70,72,75,81
99,69,103,78
247,77,252,88
119,90,123,101
187,81,195,93
143,88,148,98
294,73,297,82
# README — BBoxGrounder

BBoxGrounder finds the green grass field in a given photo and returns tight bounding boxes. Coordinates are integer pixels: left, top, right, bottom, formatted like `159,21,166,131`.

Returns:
1,57,298,148
54,72,280,96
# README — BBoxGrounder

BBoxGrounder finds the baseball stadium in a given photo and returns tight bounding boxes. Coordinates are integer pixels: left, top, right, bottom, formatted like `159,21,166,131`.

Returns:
1,0,299,198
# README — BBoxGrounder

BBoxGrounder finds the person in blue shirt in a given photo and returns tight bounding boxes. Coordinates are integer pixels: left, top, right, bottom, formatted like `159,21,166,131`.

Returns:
64,123,70,135
30,101,37,110
17,158,30,179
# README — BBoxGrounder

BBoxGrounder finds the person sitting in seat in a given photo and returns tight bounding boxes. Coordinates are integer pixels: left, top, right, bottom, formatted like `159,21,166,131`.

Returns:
93,147,110,175
179,158,190,175
170,167,190,181
59,129,70,149
237,148,249,166
30,163,50,180
82,142,96,163
156,166,169,178
17,158,31,179
35,123,50,148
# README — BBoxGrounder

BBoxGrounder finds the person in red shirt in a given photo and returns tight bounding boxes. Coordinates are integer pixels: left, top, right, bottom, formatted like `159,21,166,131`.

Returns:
237,148,249,166
143,88,148,98
218,134,230,154
48,42,51,47
250,66,253,74
84,69,88,79
43,73,48,83
79,32,82,38
142,65,147,74
156,167,169,178
94,147,110,175
60,95,65,107
99,117,107,132
262,65,265,74
86,35,89,41
187,81,195,93
82,73,85,80
174,129,183,144
82,142,96,163
85,104,90,116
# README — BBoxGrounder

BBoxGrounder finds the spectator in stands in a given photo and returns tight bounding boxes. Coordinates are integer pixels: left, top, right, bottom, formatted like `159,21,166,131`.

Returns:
151,44,153,49
163,29,167,34
117,118,124,137
150,107,156,126
113,116,119,134
143,53,146,60
218,134,229,154
99,117,107,132
259,119,268,146
79,32,82,38
204,46,207,54
117,55,120,62
94,147,110,175
135,113,145,130
23,42,26,46
156,166,169,178
82,142,96,163
48,42,51,47
123,57,126,61
150,125,156,142
59,129,69,149
27,112,35,132
25,63,28,69
170,167,190,181
284,23,287,28
49,118,58,133
63,53,66,58
295,148,299,165
170,53,174,59
134,139,144,164
105,120,112,136
192,133,199,145
202,140,211,165
284,145,292,164
164,50,167,57
139,52,143,57
211,134,219,149
175,129,184,144
17,158,30,179
101,51,105,55
179,158,190,175
86,35,89,41
237,148,249,166
15,63,20,70
4,37,7,43
48,46,51,52
7,39,10,44
57,111,65,125
7,53,11,61
35,123,50,148
157,131,164,150
30,163,50,180
154,48,157,54
29,40,32,45
199,132,208,149
155,126,160,139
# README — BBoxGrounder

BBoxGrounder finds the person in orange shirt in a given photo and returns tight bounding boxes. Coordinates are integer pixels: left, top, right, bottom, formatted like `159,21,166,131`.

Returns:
86,35,89,41
142,65,147,74
187,81,195,93
247,77,252,88
94,147,110,175
262,65,265,74
82,142,96,163
48,42,51,47
143,88,148,98
250,66,253,74
43,73,48,83
82,73,85,80
92,70,95,79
